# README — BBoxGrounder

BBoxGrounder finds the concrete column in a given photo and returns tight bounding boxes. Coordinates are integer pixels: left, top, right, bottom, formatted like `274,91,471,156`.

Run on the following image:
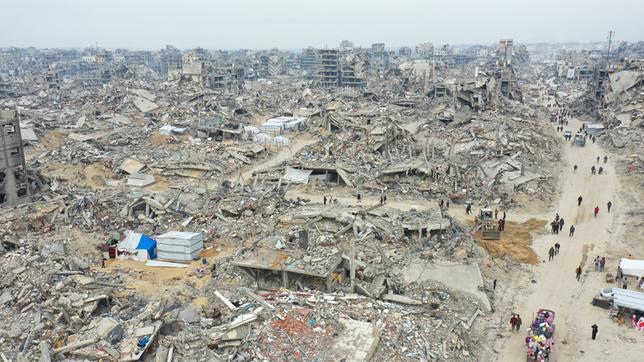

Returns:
3,169,18,205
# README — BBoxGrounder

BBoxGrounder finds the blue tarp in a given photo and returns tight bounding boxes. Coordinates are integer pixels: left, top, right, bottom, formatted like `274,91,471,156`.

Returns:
136,235,157,259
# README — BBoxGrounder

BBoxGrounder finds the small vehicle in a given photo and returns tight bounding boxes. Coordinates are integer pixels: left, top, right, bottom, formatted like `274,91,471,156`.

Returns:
549,112,557,122
526,309,555,361
574,133,586,146
599,287,615,299
475,208,500,240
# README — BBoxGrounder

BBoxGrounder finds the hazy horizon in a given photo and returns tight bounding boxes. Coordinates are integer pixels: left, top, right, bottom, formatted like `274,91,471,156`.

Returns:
1,0,642,50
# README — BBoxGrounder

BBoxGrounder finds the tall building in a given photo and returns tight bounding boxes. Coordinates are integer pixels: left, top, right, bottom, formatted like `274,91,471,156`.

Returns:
318,49,340,87
159,45,182,76
497,39,514,67
0,110,29,206
399,47,412,58
300,48,318,79
369,43,389,74
416,42,434,58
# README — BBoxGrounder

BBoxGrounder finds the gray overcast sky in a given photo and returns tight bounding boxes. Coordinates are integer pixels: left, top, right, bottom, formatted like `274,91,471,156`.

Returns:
0,0,641,49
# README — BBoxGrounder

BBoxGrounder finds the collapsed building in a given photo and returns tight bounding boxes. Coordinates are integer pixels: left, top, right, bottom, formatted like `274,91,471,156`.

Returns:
0,39,609,361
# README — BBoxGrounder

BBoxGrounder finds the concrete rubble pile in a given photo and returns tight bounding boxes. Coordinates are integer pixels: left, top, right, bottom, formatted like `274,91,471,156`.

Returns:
0,41,571,361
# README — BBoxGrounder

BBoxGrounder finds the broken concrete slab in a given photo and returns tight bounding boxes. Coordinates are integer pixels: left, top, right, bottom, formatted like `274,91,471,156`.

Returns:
127,173,156,187
323,318,380,362
399,260,491,312
118,159,146,174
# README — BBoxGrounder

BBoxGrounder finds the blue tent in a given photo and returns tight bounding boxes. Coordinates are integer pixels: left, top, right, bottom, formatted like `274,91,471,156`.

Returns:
136,235,157,259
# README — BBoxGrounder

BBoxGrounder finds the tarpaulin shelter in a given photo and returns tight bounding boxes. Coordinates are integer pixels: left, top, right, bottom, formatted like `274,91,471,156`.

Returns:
117,230,157,260
620,258,644,278
155,232,203,262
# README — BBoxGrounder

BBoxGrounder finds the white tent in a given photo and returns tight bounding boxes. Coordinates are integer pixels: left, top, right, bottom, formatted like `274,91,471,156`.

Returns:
620,258,644,278
273,135,290,147
254,133,272,145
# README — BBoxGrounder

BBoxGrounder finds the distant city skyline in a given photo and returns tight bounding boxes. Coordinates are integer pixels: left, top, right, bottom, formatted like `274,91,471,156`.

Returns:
1,0,642,49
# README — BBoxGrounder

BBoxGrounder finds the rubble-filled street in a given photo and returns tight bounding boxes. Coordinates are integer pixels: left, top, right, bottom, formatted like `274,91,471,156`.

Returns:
1,2,644,361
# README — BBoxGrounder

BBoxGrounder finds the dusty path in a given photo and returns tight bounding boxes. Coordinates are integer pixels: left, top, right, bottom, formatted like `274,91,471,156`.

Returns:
285,187,437,212
497,118,642,361
226,136,318,184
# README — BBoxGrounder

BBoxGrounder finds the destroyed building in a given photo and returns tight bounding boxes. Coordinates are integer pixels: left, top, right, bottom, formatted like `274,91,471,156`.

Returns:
0,35,641,362
0,109,29,206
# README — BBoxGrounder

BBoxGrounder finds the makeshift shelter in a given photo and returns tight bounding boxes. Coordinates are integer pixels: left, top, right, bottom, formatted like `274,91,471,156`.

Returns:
283,167,313,184
254,133,272,145
620,258,644,278
117,231,157,260
156,232,204,262
273,135,290,147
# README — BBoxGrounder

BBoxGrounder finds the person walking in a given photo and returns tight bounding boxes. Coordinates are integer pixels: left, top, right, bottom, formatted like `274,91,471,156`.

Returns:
569,225,575,237
578,195,583,206
383,194,387,204
510,314,517,332
604,155,608,163
597,156,600,163
600,257,606,272
549,247,555,261
323,196,327,205
559,218,565,230
493,279,497,290
598,166,603,175
573,164,578,173
607,201,612,213
516,315,522,332
591,324,598,340
594,206,600,217
594,257,600,271
591,166,596,175
576,266,582,281
555,242,560,255
356,193,361,203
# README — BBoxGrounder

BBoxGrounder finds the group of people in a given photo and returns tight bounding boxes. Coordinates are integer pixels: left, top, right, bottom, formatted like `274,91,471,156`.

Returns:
548,243,561,261
550,213,565,234
576,194,612,218
322,195,339,205
593,256,607,272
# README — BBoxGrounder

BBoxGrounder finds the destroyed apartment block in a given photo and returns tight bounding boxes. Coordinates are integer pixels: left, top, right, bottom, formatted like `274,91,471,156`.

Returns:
0,109,30,206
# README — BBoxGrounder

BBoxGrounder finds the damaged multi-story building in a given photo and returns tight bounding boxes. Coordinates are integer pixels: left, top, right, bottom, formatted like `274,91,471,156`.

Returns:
0,109,29,206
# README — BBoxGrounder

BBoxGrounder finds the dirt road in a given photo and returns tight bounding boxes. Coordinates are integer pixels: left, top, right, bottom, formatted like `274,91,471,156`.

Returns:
497,118,642,361
285,187,437,212
226,136,318,184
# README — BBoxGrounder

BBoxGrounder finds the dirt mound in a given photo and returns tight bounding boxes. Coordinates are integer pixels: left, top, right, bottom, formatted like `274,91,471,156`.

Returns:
474,218,547,264
42,162,114,189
